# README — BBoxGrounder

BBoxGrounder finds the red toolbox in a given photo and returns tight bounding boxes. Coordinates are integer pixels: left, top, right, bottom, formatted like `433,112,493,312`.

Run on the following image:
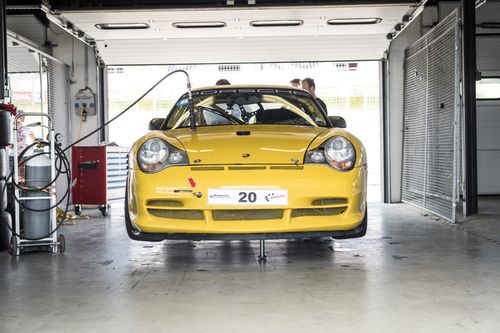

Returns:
71,146,129,216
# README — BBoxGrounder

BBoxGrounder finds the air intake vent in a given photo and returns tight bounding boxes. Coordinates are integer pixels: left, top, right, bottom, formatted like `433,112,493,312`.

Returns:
228,166,266,170
218,64,240,72
270,166,304,170
311,198,348,206
148,209,204,220
147,200,183,207
212,209,283,221
291,207,346,218
191,166,225,171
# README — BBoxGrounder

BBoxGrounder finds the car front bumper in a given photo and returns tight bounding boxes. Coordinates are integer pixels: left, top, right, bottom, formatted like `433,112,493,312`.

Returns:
127,164,367,235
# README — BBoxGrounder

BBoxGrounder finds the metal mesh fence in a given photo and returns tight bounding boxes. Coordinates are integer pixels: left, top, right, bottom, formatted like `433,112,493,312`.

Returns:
402,10,461,222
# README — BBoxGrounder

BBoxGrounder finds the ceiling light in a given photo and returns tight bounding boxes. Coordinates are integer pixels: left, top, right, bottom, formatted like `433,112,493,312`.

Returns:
480,22,500,29
327,18,382,25
95,23,150,30
250,20,303,27
172,21,226,28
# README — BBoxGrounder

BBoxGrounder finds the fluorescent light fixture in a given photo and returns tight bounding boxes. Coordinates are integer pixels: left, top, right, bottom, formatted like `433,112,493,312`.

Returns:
327,18,382,25
172,21,226,28
95,23,150,30
480,22,500,29
250,20,303,27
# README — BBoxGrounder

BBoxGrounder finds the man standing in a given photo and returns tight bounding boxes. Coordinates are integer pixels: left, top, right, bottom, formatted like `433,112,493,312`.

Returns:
301,78,328,115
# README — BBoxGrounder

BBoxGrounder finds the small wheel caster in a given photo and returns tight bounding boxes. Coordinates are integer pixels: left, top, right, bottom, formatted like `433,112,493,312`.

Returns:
99,204,109,216
58,234,66,253
8,236,18,256
74,205,82,216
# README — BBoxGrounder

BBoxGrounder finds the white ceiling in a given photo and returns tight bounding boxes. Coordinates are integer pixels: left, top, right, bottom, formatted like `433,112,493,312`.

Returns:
61,4,411,65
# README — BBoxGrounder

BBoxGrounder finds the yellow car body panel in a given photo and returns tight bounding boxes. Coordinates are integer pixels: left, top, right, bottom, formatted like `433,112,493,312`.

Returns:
128,164,367,234
127,125,367,236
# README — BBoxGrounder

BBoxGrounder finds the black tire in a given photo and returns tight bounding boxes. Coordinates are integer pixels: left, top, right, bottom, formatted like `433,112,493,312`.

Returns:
58,234,65,253
74,205,82,216
99,204,109,216
332,209,367,239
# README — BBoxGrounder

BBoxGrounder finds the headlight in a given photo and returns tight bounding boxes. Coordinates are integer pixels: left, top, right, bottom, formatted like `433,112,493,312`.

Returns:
305,136,356,171
137,138,188,172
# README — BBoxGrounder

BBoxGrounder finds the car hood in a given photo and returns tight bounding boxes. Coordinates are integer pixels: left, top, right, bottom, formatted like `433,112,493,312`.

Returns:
167,125,326,165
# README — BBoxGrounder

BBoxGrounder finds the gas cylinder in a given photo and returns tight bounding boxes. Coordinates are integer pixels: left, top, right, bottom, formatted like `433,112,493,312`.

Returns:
23,149,51,239
0,109,11,147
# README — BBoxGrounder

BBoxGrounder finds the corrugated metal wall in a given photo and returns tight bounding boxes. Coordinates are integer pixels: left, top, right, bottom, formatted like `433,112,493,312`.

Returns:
401,10,461,222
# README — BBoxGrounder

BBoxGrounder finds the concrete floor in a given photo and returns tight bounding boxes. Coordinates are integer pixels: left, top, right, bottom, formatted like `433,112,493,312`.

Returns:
1,200,500,333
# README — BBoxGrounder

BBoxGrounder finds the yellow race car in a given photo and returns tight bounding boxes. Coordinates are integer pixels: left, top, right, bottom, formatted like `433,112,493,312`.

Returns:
125,85,367,241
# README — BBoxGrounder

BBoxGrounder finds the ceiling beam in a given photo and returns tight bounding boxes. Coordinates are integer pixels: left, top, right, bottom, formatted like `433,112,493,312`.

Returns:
9,0,417,11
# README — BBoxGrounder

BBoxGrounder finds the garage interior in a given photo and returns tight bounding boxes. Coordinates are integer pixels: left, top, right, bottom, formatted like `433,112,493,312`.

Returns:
1,0,500,331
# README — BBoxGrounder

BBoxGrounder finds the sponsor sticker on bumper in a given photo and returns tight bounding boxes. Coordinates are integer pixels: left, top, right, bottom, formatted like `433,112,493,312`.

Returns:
208,189,288,206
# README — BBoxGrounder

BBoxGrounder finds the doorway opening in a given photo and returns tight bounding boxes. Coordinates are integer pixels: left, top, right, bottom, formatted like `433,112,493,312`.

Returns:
107,61,381,200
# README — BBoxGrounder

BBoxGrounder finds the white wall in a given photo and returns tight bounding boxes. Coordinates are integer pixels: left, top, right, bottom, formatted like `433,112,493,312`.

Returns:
49,28,101,146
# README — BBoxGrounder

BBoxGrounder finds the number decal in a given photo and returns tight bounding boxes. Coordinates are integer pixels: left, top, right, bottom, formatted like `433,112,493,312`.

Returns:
238,191,257,203
248,192,257,202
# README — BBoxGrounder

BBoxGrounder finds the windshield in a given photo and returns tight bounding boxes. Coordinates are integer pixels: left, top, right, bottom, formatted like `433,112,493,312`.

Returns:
165,88,328,129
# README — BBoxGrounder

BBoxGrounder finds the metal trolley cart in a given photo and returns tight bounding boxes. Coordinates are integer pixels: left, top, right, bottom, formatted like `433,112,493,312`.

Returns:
72,145,128,216
10,113,65,255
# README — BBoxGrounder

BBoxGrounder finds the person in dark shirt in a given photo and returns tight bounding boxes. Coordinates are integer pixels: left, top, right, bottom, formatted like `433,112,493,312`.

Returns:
301,78,328,115
290,78,300,87
215,79,230,85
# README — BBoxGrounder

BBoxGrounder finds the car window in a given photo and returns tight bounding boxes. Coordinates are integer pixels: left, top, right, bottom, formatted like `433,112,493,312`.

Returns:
166,90,328,129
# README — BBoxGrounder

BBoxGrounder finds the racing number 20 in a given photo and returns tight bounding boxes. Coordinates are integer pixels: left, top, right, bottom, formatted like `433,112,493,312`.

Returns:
239,191,257,203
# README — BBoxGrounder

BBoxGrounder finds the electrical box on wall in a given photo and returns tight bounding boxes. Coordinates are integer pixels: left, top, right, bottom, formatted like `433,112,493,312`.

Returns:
74,88,96,117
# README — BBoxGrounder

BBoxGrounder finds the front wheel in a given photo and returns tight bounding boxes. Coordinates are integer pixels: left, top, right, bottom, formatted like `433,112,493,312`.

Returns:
332,209,367,239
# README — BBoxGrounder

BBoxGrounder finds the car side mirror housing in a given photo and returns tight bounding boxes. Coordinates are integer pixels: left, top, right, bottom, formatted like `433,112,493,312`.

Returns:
328,116,347,128
148,118,164,131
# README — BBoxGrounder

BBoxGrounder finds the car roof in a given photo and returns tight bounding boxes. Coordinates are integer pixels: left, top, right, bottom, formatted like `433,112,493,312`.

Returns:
192,85,305,92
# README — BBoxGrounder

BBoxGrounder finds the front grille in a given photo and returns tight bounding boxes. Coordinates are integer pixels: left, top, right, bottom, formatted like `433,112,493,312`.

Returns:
212,209,283,221
269,166,304,170
190,166,225,171
148,209,204,220
291,207,346,218
311,198,348,206
228,166,267,170
147,199,183,207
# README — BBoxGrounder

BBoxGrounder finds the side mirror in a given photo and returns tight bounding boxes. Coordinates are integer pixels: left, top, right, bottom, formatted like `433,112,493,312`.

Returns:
148,118,164,131
328,116,347,128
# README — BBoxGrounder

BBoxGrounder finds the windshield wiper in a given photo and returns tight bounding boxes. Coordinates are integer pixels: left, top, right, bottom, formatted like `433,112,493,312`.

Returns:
197,106,245,125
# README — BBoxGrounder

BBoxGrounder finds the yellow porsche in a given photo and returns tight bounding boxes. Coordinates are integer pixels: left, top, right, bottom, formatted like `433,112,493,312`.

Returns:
125,85,367,241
